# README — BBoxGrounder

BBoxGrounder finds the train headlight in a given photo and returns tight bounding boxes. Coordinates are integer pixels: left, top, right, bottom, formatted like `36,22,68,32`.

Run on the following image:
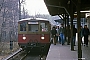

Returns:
23,37,26,40
41,37,44,40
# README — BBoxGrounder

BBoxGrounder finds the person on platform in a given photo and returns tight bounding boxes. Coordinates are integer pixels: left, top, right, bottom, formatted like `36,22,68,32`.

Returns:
51,26,57,45
80,26,84,45
58,24,65,45
56,26,60,43
82,25,89,47
73,25,77,46
66,25,71,45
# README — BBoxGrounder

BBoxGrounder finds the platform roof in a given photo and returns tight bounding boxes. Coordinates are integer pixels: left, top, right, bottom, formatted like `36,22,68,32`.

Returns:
54,19,63,23
44,0,90,16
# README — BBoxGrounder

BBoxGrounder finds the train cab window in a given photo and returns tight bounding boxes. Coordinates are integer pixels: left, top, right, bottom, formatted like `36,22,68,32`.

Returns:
20,22,26,31
28,25,38,32
28,21,39,32
40,22,48,32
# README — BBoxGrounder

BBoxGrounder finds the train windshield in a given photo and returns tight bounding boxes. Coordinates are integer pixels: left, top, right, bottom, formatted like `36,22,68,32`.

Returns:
28,21,39,32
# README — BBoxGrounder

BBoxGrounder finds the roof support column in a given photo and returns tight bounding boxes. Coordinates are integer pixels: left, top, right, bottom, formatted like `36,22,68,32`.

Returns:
70,14,74,51
70,1,74,51
66,14,70,45
64,14,67,42
77,0,82,60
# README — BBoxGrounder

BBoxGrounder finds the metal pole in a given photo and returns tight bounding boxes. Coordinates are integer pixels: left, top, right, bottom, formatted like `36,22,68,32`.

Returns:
10,31,13,50
77,0,82,60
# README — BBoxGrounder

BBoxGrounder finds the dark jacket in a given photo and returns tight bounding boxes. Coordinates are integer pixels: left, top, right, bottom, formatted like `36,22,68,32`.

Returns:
58,27,65,34
80,28,83,37
82,28,89,36
66,28,71,37
51,28,57,37
73,27,77,36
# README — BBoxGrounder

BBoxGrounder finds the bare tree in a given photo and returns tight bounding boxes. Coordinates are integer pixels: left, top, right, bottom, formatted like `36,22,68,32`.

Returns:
21,6,30,19
0,0,19,42
0,0,30,42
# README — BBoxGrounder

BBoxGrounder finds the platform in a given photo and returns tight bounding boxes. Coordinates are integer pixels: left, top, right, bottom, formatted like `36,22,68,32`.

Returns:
46,43,90,60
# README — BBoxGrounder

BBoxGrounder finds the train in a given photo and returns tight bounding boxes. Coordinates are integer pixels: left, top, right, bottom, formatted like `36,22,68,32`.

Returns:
18,18,51,53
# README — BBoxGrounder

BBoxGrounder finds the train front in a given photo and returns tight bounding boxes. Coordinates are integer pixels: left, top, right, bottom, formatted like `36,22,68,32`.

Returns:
18,18,51,51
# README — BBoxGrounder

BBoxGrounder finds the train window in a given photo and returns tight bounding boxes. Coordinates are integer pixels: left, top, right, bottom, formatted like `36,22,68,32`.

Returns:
40,22,48,32
28,24,39,32
20,22,26,31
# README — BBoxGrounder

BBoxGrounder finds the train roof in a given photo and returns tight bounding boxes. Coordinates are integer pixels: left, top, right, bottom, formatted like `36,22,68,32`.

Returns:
18,18,49,22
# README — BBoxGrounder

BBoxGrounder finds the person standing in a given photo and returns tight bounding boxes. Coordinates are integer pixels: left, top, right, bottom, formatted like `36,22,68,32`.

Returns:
66,25,71,45
73,25,77,46
82,25,89,47
51,26,57,45
80,26,84,45
59,24,65,45
56,26,60,43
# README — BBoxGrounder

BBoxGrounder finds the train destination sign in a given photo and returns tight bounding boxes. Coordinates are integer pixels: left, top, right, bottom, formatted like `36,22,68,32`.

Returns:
28,22,38,24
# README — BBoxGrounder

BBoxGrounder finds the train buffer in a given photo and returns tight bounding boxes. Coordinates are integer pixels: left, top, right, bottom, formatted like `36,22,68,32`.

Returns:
46,43,90,60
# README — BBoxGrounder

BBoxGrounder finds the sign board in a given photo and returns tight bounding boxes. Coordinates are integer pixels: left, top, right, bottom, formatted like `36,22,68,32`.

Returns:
28,22,38,24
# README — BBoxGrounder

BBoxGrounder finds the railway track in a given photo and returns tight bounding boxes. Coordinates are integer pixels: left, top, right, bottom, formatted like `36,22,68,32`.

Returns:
15,51,46,60
3,48,46,60
22,55,41,60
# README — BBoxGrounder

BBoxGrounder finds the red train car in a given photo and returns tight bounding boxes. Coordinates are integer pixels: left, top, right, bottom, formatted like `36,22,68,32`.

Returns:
18,18,51,51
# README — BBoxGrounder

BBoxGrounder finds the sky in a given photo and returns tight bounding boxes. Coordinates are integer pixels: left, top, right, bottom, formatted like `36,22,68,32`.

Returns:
25,0,49,15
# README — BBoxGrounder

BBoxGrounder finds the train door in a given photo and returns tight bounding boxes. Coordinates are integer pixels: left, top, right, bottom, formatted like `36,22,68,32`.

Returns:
27,21,40,43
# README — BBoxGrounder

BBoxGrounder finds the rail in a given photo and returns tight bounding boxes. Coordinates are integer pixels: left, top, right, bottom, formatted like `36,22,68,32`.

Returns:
3,48,22,60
